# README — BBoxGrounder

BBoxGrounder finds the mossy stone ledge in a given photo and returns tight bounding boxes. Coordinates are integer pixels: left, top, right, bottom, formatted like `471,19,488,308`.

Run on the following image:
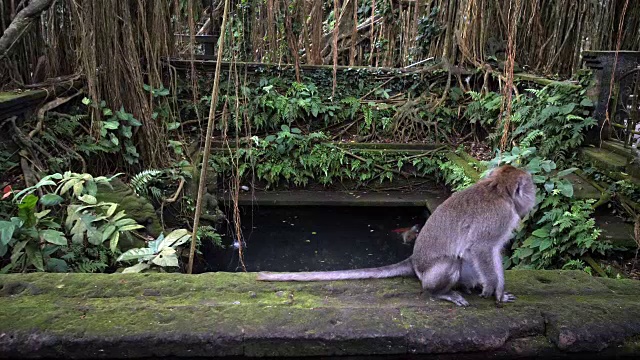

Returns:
1,271,640,359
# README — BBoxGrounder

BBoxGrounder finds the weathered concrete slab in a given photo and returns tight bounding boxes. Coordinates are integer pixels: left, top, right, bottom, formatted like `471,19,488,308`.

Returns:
223,189,448,212
1,271,639,359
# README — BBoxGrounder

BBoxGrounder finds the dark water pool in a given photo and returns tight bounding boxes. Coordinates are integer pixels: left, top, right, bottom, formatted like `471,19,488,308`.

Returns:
204,206,428,272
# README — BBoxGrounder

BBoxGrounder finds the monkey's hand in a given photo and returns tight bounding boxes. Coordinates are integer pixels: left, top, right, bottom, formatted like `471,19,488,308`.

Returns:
479,286,495,299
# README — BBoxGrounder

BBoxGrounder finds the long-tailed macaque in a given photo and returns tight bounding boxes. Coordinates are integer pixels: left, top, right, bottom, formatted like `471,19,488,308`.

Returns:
257,165,536,306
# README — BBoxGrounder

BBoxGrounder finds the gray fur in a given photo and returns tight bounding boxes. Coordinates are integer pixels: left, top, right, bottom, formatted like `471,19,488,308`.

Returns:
256,165,536,307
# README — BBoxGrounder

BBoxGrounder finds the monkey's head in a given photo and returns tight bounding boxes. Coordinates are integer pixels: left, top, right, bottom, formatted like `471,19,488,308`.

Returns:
488,165,536,218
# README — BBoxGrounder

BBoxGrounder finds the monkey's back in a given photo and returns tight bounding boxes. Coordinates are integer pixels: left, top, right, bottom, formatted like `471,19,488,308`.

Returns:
410,180,520,265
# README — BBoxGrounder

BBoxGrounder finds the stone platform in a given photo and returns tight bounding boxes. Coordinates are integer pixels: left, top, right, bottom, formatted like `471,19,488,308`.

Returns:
1,271,639,359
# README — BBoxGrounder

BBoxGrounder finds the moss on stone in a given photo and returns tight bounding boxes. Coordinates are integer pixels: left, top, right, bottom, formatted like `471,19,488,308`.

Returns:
95,178,163,239
1,270,640,358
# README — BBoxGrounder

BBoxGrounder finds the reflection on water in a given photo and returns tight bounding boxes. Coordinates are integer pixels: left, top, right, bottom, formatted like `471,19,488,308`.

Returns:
205,206,428,272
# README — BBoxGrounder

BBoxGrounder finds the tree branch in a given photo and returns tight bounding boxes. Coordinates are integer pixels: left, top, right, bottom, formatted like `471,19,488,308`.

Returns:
0,0,56,58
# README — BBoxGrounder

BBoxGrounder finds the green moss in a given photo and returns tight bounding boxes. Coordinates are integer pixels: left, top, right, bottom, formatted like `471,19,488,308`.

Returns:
95,178,162,238
1,271,640,357
443,151,482,181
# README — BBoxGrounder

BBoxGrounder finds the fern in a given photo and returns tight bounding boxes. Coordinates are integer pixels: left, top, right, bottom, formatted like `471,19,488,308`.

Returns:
74,259,108,273
131,169,163,197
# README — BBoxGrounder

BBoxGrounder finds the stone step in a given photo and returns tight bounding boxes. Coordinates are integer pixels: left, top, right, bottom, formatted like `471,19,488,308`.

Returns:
580,147,628,172
594,213,638,250
221,188,448,212
601,140,636,160
1,271,639,359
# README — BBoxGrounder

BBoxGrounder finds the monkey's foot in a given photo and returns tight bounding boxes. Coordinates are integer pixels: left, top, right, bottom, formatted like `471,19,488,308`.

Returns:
434,291,469,307
500,292,516,302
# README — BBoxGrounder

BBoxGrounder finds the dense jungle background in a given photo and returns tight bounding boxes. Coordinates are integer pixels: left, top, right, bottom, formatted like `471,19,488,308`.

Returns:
0,0,639,278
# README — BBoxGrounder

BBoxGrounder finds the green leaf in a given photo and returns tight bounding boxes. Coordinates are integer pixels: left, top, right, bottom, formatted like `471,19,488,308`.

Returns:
0,220,18,245
556,167,577,178
41,229,67,245
117,248,155,262
122,262,150,273
102,120,120,130
66,207,97,244
539,239,553,251
118,224,145,232
102,224,116,242
518,247,534,258
580,98,593,107
59,178,78,195
544,182,555,193
557,180,574,197
110,134,120,146
11,240,27,263
25,243,44,272
103,108,113,116
157,88,170,96
73,181,85,197
116,107,128,120
559,103,575,115
128,116,142,126
46,258,69,273
82,97,92,105
166,122,181,131
0,220,19,244
152,248,179,267
532,228,550,238
106,203,118,217
121,125,133,138
18,194,38,227
280,124,290,132
290,127,302,134
109,231,120,253
84,180,98,196
78,194,97,204
114,218,137,227
158,229,190,249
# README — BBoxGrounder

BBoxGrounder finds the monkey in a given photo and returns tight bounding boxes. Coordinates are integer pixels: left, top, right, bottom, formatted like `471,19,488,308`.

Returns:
457,251,481,294
257,165,536,307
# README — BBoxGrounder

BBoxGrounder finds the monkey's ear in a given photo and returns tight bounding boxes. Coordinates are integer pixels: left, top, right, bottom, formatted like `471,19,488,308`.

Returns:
513,175,530,198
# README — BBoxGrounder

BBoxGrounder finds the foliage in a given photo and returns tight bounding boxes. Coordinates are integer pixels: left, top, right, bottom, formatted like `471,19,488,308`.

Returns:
117,229,191,273
483,147,610,269
465,82,597,164
131,169,164,201
61,243,111,273
561,259,593,276
0,172,144,273
437,161,474,192
211,126,443,189
79,98,143,164
197,225,223,249
245,80,343,131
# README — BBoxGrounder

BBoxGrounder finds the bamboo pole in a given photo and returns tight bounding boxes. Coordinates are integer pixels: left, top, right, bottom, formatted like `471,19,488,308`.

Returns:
187,0,231,275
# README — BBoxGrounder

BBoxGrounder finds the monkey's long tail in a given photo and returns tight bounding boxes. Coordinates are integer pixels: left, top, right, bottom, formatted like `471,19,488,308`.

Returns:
256,258,415,281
